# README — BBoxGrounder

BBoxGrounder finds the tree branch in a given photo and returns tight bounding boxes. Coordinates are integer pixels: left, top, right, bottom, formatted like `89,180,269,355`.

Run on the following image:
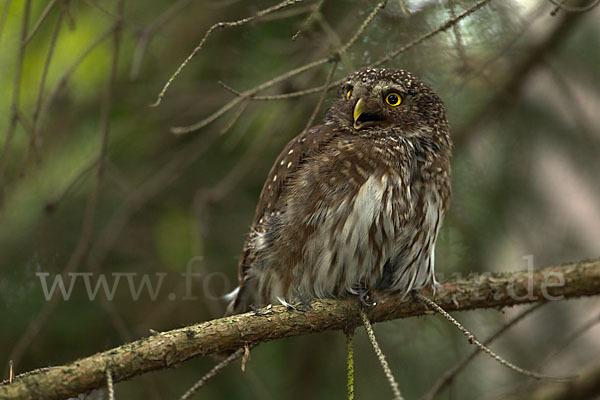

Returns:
507,361,600,400
2,258,599,399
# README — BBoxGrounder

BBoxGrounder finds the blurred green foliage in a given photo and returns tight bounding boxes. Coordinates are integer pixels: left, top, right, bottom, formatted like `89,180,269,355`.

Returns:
1,0,599,398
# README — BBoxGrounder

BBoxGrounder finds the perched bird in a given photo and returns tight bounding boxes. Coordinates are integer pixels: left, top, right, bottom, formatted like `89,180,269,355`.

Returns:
226,67,451,316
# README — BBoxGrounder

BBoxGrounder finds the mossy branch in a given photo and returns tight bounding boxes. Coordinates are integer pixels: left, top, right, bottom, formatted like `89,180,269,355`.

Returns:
2,258,599,400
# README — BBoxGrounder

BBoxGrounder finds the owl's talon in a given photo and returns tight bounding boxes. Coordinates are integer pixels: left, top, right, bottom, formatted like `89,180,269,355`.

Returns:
410,289,424,301
276,296,307,312
298,295,313,311
250,305,269,316
359,290,379,311
277,296,312,312
291,304,309,312
287,302,311,312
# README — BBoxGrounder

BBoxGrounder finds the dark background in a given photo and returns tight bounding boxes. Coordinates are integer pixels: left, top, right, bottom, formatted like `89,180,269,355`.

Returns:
1,0,599,398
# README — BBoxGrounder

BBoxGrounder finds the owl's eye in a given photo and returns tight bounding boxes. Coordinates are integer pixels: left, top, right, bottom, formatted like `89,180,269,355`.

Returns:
345,89,352,101
385,92,402,107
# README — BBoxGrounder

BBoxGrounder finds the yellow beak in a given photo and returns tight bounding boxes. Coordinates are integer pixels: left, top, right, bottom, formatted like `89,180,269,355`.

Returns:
353,98,366,130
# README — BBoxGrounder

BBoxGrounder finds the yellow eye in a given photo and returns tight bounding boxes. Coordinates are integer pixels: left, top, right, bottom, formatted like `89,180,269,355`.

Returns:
346,89,352,100
385,92,402,107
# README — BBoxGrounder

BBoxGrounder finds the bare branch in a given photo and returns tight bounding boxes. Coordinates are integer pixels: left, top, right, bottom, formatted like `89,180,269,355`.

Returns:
547,0,600,13
372,0,493,67
212,0,492,106
302,59,337,132
179,348,245,400
170,58,329,135
0,0,31,212
29,4,65,161
292,0,324,40
44,157,99,213
170,0,386,135
23,0,58,45
421,303,546,400
106,369,114,400
4,1,125,375
130,0,194,79
39,25,117,130
413,292,567,381
504,361,600,400
1,259,599,400
151,0,305,107
360,309,404,400
0,0,11,42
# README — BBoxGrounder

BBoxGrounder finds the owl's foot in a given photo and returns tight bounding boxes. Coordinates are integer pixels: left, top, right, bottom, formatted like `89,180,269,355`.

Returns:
431,279,442,297
297,295,313,311
276,296,312,312
249,304,271,316
358,289,379,312
410,289,428,302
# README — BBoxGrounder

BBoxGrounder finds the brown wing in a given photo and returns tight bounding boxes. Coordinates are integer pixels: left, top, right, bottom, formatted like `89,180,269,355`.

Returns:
237,124,339,281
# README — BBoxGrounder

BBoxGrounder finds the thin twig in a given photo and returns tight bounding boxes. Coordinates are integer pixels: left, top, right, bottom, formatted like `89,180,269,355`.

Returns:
539,310,600,367
171,58,328,134
64,1,76,29
451,1,548,97
292,0,324,40
233,0,491,105
105,161,134,195
445,0,468,69
220,99,248,135
339,1,387,55
208,108,287,203
45,157,99,213
106,369,115,400
202,0,243,9
241,344,251,372
251,82,339,100
39,24,116,129
421,303,546,400
87,130,221,274
373,0,493,67
83,0,121,19
0,0,31,210
346,334,355,400
360,309,404,400
2,260,599,398
29,4,65,162
412,292,572,382
218,80,243,96
151,0,304,107
302,60,337,132
171,0,386,134
256,3,314,22
0,0,31,212
4,0,125,376
23,0,58,45
314,13,354,71
179,348,245,400
0,0,11,42
130,0,194,79
97,0,124,181
547,0,600,12
454,0,589,147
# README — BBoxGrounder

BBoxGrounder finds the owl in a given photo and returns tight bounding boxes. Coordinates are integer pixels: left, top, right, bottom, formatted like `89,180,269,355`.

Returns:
225,68,451,316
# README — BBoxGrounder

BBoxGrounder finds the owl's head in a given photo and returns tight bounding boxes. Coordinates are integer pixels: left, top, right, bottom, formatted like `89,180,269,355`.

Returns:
327,68,448,141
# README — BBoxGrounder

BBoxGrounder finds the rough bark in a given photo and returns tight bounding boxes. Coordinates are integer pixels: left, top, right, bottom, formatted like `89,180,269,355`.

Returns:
2,258,599,400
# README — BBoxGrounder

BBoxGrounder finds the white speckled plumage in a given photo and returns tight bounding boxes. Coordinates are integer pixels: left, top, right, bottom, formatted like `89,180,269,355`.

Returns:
225,68,451,316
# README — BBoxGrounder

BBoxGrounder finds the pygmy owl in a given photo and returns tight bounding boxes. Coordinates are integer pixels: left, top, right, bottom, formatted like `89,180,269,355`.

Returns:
225,68,451,316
